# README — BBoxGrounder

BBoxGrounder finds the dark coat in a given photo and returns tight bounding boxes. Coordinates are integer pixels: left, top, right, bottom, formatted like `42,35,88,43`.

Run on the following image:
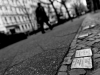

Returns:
36,6,49,23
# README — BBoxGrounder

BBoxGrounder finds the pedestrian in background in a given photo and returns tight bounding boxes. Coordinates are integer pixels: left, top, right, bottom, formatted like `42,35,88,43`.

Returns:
35,2,53,34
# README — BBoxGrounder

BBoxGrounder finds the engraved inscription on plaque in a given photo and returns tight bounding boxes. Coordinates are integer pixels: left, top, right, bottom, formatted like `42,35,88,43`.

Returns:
71,57,92,69
75,48,92,57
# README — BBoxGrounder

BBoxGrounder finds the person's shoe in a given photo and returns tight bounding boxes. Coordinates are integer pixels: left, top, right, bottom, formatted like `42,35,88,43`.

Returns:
42,31,45,34
50,27,53,30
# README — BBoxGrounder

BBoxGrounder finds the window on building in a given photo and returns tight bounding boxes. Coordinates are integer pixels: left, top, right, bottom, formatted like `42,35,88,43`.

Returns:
12,7,16,14
26,17,28,21
4,0,8,4
2,6,6,13
9,0,13,6
25,24,27,29
16,16,20,22
14,17,17,23
22,25,25,30
5,17,11,25
27,24,30,29
4,17,8,24
18,16,21,22
20,16,23,22
8,16,12,24
23,16,26,21
2,17,6,25
23,9,26,13
13,0,17,6
16,8,20,14
12,16,16,23
22,16,24,21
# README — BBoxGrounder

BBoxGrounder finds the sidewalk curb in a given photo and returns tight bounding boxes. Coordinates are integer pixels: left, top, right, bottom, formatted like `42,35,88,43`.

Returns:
56,12,100,75
55,18,84,75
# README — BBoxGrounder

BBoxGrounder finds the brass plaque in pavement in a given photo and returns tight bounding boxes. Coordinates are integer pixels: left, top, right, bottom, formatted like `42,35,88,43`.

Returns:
71,57,92,69
75,48,92,57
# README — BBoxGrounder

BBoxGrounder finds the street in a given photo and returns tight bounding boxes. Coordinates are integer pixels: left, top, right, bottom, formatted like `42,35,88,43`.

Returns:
0,15,86,75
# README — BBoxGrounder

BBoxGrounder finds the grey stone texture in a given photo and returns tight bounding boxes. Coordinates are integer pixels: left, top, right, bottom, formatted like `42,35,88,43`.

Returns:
69,69,86,75
91,68,100,75
59,65,67,72
94,53,100,59
92,48,99,53
62,57,72,65
58,72,68,75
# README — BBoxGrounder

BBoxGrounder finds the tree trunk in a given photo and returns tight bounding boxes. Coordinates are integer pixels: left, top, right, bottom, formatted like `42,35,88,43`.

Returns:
63,3,71,19
75,7,80,16
49,0,60,22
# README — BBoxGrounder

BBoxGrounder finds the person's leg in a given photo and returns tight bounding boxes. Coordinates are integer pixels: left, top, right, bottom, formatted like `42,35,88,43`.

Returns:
40,22,45,33
45,21,53,30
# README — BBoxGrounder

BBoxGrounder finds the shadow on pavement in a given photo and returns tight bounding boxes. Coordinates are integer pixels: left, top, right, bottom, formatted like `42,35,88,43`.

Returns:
0,33,27,49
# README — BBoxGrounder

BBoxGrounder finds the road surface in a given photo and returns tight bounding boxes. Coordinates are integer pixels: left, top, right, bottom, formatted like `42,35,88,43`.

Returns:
0,15,86,75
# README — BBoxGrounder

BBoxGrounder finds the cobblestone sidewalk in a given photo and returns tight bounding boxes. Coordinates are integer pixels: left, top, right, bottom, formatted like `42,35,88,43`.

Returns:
57,12,100,75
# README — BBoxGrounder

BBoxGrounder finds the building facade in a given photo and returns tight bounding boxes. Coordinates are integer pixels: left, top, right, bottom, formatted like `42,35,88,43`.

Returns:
0,0,38,34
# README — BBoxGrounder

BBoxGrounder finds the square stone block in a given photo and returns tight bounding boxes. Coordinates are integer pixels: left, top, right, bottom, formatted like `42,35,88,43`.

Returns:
69,69,86,75
59,65,67,71
62,57,72,65
82,25,90,30
75,48,92,57
58,72,68,75
67,53,74,57
90,24,96,27
71,57,92,69
78,33,89,39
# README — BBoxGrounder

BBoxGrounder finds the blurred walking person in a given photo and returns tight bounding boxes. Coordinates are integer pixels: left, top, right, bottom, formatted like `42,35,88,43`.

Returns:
35,2,52,34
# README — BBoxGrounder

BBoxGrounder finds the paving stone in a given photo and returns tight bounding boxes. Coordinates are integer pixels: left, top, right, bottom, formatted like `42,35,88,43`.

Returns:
75,46,82,50
92,39,100,45
59,65,67,71
72,39,77,43
82,25,90,30
92,48,99,53
87,37,95,41
77,40,81,43
86,41,94,46
75,44,86,50
75,34,80,39
78,40,88,45
58,72,68,75
94,54,100,59
91,68,100,75
78,34,88,39
94,58,100,63
70,46,76,49
62,57,72,65
69,69,86,75
90,24,96,27
92,41,100,48
71,42,76,47
94,35,100,39
69,49,75,53
67,53,74,57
